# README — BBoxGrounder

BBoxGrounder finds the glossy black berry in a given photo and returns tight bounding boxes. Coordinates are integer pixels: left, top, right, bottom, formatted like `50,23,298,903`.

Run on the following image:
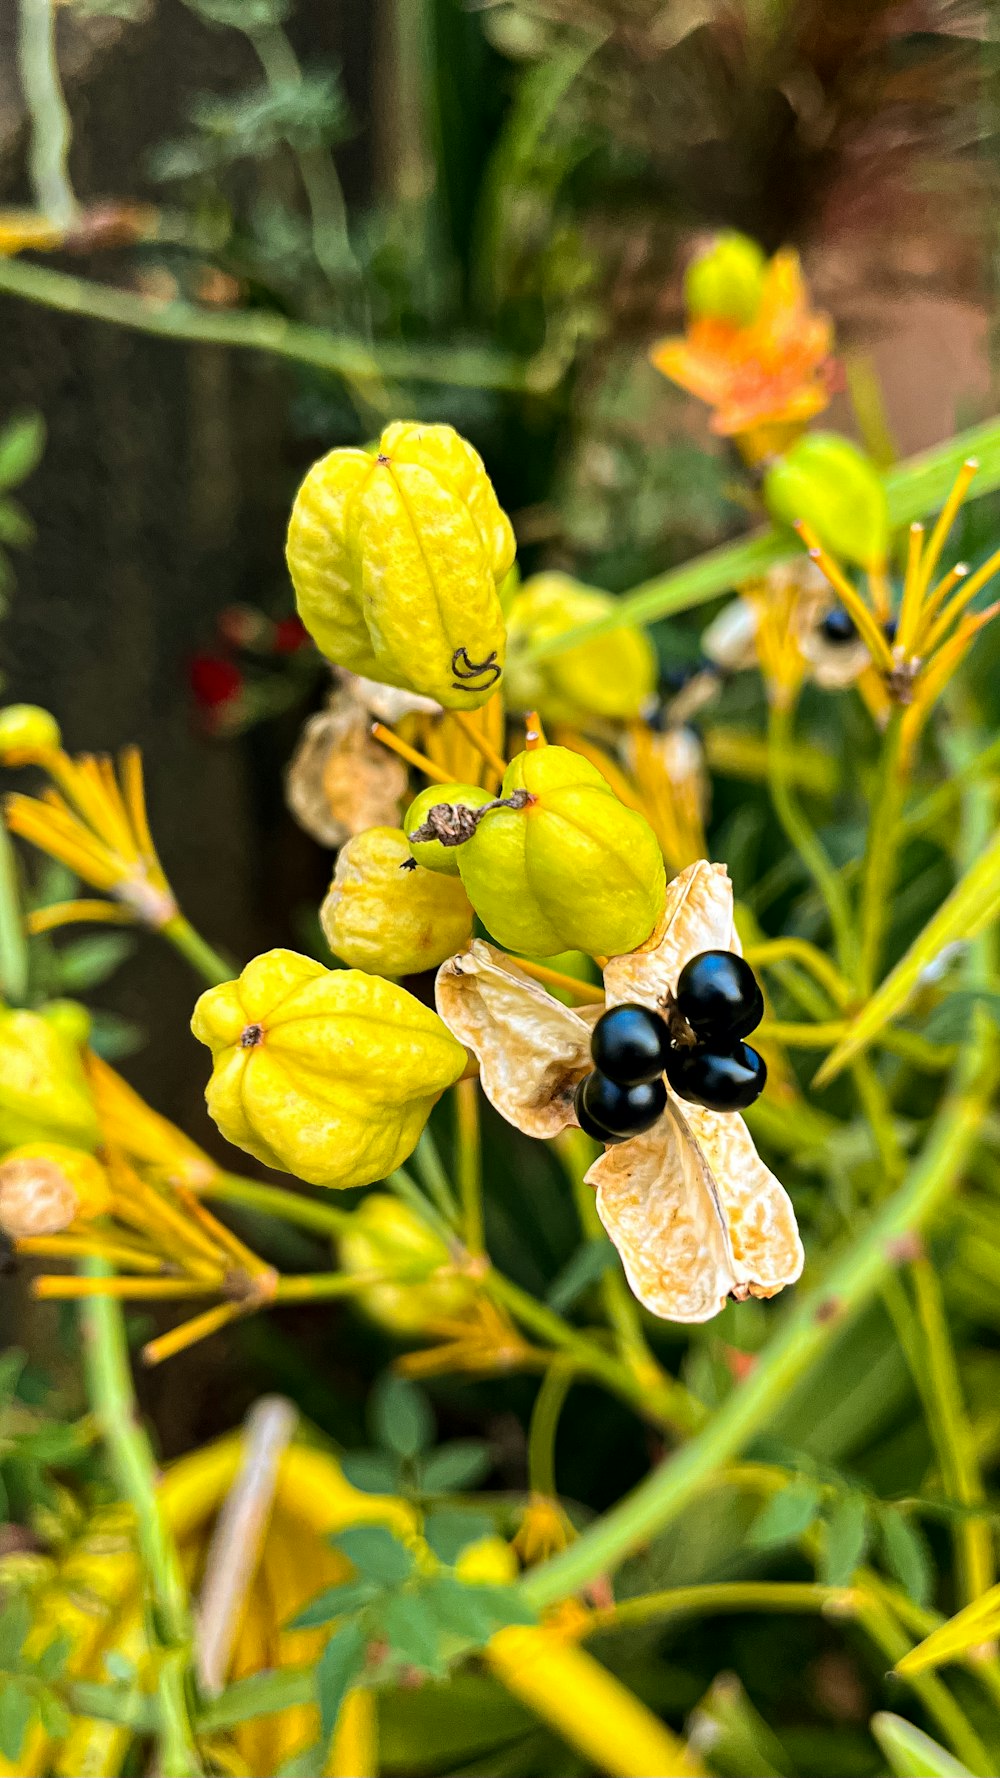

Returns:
883,615,898,644
665,1042,767,1111
574,1070,668,1143
591,1003,670,1086
674,950,764,1041
819,606,858,645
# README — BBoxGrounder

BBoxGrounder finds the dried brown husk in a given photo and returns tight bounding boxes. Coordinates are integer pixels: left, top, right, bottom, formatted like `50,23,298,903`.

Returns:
286,689,408,847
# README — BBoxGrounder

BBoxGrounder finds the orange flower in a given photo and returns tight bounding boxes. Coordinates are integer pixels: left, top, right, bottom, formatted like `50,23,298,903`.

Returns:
651,250,834,458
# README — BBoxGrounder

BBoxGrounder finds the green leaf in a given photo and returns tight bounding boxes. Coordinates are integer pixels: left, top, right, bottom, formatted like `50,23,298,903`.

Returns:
879,1507,933,1606
370,1373,433,1462
0,415,45,489
103,1651,136,1682
0,1596,31,1666
0,500,35,549
34,1632,72,1681
0,1350,26,1407
55,933,135,991
749,1480,822,1550
289,1581,377,1630
422,1576,536,1643
872,1712,976,1778
332,1525,414,1585
821,1494,869,1587
381,1590,447,1676
36,1687,70,1741
0,1680,33,1763
315,1620,366,1753
423,1509,494,1566
420,1441,491,1494
922,989,1000,1043
338,1451,400,1494
546,1240,617,1313
86,1011,145,1062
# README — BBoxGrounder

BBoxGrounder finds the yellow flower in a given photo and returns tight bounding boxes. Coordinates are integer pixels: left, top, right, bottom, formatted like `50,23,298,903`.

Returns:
85,1051,217,1190
513,1493,576,1566
651,249,834,461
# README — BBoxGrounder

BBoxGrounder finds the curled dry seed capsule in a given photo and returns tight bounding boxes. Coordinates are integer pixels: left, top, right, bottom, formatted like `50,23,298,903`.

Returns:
338,1192,476,1334
0,1144,111,1239
286,421,515,708
0,1009,100,1151
320,827,474,977
405,781,494,875
191,948,467,1188
458,744,665,957
504,573,656,725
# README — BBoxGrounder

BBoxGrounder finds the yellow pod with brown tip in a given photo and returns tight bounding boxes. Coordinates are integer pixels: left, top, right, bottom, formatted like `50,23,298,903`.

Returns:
457,744,665,957
286,421,515,708
321,826,474,975
191,948,467,1188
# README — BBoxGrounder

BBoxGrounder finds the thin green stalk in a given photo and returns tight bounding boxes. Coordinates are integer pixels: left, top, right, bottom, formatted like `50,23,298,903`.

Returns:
80,1258,201,1777
855,1595,994,1775
160,912,232,986
527,1359,575,1499
767,699,856,972
587,1580,847,1634
454,1078,485,1255
0,820,29,1003
205,1173,355,1240
0,256,530,391
17,0,77,227
411,1126,461,1227
521,1047,994,1609
858,711,907,996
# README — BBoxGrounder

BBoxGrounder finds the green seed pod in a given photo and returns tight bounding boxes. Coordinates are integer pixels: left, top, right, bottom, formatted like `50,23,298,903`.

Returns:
338,1192,476,1333
321,827,474,976
764,432,889,567
685,233,766,327
458,745,664,957
504,573,657,725
286,421,516,708
0,1009,99,1152
405,781,494,875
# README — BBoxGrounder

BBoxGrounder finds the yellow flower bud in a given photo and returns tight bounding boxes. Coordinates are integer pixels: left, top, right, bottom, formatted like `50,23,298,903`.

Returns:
458,745,664,957
191,949,467,1188
504,574,657,726
320,827,474,976
338,1191,475,1333
454,1535,519,1585
405,782,493,875
685,232,766,327
0,1009,99,1151
0,703,61,761
286,421,515,709
764,432,889,568
0,1143,111,1238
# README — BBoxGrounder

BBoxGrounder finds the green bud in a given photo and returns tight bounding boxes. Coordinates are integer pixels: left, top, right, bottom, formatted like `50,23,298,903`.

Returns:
0,704,61,759
405,782,494,876
764,432,889,567
685,233,766,327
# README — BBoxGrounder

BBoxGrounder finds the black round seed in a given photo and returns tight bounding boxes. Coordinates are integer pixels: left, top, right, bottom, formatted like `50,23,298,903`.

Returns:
664,1042,767,1112
591,1003,670,1086
674,950,764,1041
574,1070,668,1143
819,606,858,645
883,616,898,644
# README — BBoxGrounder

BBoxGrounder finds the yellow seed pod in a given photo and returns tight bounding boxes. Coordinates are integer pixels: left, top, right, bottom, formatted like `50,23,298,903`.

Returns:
405,782,493,875
505,574,657,725
39,998,92,1049
320,827,474,976
286,421,515,708
338,1192,476,1333
0,1144,111,1239
191,949,467,1189
0,1009,99,1151
0,703,61,761
458,744,664,957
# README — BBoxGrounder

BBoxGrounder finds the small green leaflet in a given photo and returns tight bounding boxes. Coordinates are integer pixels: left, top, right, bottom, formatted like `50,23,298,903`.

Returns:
331,1525,414,1584
750,1480,823,1550
872,1712,976,1778
423,1509,494,1565
289,1581,377,1631
878,1506,933,1606
821,1494,869,1587
370,1373,434,1463
315,1620,366,1754
419,1441,491,1493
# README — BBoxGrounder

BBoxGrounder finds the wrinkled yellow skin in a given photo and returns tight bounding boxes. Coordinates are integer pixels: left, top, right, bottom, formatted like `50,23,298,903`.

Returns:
458,744,665,956
191,948,466,1188
0,1009,99,1151
286,420,516,708
321,826,474,975
505,574,657,725
405,780,493,874
338,1191,476,1332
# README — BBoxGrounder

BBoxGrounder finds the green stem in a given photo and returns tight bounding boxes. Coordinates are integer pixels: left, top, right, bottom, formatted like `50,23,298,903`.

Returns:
160,912,232,986
527,1359,575,1499
767,699,856,973
205,1173,355,1239
854,1595,993,1775
0,820,29,1003
454,1079,485,1255
0,256,529,391
587,1580,845,1633
17,0,76,227
411,1126,460,1227
79,1259,201,1777
521,1048,994,1610
858,711,907,996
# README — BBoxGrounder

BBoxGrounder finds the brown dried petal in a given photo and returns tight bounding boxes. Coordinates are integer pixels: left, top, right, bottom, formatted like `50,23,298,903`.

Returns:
286,694,408,847
683,1101,804,1298
604,858,738,1011
435,941,593,1138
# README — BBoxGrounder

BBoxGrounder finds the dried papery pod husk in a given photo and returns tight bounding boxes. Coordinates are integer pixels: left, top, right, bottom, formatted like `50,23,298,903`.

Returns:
286,422,515,708
343,672,440,724
286,692,408,848
590,859,803,1322
0,1144,111,1239
321,827,474,977
436,940,595,1138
